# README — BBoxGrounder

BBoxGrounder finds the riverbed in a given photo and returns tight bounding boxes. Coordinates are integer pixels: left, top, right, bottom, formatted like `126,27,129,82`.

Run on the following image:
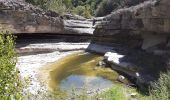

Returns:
16,35,146,99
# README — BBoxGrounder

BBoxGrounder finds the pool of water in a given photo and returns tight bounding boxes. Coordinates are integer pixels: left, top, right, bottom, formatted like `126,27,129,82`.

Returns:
40,52,122,95
60,75,113,94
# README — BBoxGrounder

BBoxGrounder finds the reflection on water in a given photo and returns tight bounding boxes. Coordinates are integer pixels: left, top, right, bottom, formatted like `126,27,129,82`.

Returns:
40,52,120,95
60,75,113,94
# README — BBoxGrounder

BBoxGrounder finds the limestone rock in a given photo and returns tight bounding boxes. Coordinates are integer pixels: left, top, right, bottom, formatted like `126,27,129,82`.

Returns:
0,0,63,33
130,93,137,98
104,52,124,64
117,75,126,83
63,14,86,20
97,61,106,67
94,0,170,50
0,0,99,35
63,19,95,35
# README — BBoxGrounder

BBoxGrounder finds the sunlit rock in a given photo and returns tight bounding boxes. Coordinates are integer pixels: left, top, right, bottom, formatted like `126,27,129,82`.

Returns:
104,52,124,64
94,0,170,51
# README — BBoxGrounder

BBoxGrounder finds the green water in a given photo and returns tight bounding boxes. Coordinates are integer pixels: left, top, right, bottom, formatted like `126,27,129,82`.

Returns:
38,52,148,99
40,52,126,94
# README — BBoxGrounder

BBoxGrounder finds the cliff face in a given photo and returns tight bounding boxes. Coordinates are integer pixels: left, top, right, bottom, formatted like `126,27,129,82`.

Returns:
0,0,63,34
1,0,169,86
91,0,170,84
1,0,170,52
94,0,170,51
0,0,96,35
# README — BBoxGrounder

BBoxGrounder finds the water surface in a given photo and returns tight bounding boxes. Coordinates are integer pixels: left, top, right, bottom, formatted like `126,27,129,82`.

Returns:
40,52,120,95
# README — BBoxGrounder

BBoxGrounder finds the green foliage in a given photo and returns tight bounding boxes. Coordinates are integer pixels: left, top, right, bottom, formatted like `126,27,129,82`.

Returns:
63,0,73,9
97,86,127,100
71,0,104,17
92,84,148,100
25,0,103,18
72,6,85,16
150,72,170,100
25,0,146,17
72,5,91,18
0,31,22,99
25,0,48,9
48,0,68,15
95,0,147,17
95,0,123,17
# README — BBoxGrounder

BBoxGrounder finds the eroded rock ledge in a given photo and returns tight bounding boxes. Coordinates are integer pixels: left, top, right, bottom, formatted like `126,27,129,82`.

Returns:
94,0,170,52
0,0,101,35
87,0,170,85
0,0,64,33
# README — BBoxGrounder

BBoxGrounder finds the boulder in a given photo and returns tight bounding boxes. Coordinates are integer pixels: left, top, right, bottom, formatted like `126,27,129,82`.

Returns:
104,52,140,73
102,50,167,86
97,61,106,67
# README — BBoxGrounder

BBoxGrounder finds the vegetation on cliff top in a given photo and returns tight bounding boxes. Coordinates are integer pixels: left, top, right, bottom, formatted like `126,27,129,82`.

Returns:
25,0,146,18
25,0,102,18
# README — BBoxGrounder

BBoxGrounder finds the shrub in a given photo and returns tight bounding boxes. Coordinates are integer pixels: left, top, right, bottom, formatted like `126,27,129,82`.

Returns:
25,0,48,9
150,72,170,100
95,0,123,17
25,0,99,18
72,5,92,18
47,0,68,15
95,0,147,17
0,31,22,99
72,6,86,16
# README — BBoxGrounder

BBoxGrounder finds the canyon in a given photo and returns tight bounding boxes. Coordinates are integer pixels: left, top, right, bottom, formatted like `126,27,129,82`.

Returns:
0,0,170,98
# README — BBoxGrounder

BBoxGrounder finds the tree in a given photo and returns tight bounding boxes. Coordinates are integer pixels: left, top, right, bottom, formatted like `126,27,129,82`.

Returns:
26,0,142,18
95,0,121,17
25,0,48,9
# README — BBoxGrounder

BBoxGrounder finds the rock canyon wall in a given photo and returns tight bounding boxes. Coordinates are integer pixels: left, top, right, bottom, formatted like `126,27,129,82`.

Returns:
94,0,170,51
0,0,96,35
0,0,63,34
1,0,170,87
0,0,170,52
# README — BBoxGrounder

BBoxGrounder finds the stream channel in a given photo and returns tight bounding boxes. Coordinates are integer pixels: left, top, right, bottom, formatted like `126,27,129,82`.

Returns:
16,34,144,99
